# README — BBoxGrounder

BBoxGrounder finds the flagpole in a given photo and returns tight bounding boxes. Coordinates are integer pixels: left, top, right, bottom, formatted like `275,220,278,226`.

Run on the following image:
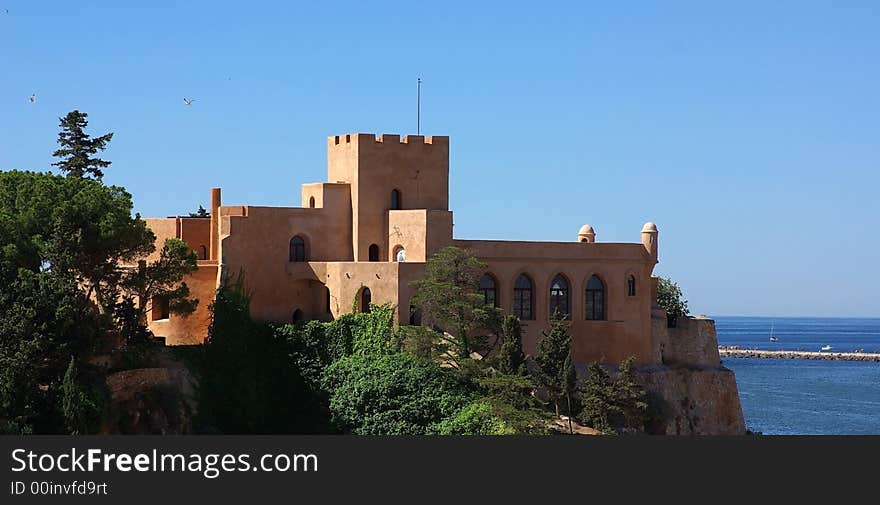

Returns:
417,77,421,135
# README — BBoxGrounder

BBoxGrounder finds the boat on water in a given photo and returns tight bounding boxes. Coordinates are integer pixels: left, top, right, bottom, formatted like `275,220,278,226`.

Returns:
820,345,833,352
769,322,779,342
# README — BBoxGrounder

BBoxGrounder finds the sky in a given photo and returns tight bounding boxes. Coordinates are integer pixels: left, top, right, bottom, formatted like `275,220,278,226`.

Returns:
1,1,878,317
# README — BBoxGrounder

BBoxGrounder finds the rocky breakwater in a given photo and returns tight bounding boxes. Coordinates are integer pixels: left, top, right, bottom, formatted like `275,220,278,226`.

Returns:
719,347,880,362
638,314,746,435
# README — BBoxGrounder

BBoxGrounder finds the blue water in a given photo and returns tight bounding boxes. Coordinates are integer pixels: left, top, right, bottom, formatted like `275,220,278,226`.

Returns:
714,317,880,434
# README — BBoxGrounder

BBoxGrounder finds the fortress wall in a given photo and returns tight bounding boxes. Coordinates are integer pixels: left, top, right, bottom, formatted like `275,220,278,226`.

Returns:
467,255,655,365
454,239,651,262
641,314,745,435
387,210,453,263
657,315,721,367
327,133,449,262
147,263,218,345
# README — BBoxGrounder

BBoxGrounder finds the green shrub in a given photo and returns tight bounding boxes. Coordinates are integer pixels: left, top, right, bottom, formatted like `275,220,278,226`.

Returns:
321,353,473,435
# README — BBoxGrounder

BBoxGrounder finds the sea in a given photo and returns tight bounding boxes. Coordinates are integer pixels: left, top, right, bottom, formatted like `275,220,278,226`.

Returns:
714,316,880,435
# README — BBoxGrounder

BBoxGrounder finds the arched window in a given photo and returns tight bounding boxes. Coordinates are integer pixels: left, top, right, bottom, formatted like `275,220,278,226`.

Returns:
309,196,315,208
513,274,534,320
368,244,380,262
627,275,636,297
479,273,497,307
585,275,606,321
292,309,304,323
391,189,401,210
289,236,307,262
549,274,570,318
360,287,372,313
394,246,406,262
198,245,207,260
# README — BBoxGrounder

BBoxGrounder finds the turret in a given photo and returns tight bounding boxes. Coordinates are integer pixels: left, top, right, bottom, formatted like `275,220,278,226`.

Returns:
210,187,221,261
641,222,658,263
578,224,596,243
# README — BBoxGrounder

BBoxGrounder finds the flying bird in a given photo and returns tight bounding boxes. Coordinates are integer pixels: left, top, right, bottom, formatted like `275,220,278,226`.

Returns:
28,94,35,104
183,98,194,106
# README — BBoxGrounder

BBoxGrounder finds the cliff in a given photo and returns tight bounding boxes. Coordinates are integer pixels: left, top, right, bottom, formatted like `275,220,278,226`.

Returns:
641,313,746,435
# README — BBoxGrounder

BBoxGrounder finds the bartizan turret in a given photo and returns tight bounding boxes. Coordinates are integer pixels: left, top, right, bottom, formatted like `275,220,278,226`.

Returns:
577,224,596,243
641,221,658,263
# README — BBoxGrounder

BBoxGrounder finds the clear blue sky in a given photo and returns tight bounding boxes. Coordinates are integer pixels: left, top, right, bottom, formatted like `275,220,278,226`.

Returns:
1,1,878,317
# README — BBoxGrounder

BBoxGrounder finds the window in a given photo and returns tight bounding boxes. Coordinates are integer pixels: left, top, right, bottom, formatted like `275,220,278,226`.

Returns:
391,189,401,210
513,274,534,320
585,275,606,321
324,286,332,314
368,244,380,262
479,273,497,307
395,246,406,262
627,275,636,297
198,245,207,260
409,304,422,325
309,196,315,208
292,309,304,323
152,296,170,320
549,274,570,318
360,287,372,313
289,236,307,262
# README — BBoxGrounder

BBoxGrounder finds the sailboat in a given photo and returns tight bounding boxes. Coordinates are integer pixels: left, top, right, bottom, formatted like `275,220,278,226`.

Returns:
769,322,779,342
820,345,833,352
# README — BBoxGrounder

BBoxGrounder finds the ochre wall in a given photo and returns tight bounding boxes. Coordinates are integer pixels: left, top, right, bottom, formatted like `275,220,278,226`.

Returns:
456,239,656,365
327,134,449,262
146,262,218,345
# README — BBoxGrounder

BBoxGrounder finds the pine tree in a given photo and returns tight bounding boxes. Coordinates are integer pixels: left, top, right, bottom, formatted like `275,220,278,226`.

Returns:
613,357,649,432
535,315,571,415
579,362,616,434
52,110,114,180
497,315,526,375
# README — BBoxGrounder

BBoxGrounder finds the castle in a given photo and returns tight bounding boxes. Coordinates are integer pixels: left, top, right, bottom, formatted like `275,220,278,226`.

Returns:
141,133,665,365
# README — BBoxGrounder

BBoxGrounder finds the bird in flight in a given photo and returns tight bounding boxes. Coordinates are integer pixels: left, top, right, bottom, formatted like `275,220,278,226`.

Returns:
183,98,194,106
28,94,35,104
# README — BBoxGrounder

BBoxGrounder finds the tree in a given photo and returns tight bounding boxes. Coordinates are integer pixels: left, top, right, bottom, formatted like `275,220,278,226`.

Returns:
195,275,329,433
534,315,571,416
578,357,648,435
117,238,199,342
52,110,113,180
496,315,526,375
188,205,210,218
411,246,499,359
657,276,689,327
321,352,473,435
562,352,577,434
62,357,105,434
613,357,649,433
579,363,616,434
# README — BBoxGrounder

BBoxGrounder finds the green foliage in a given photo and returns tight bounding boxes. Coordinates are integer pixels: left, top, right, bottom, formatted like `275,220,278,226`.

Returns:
188,205,210,218
0,267,101,433
578,357,649,435
62,357,105,434
472,371,553,434
194,275,329,433
496,315,526,375
535,315,571,415
657,276,689,327
118,237,199,343
434,401,514,435
410,246,499,359
578,363,616,434
321,353,473,435
52,110,114,180
351,303,396,356
395,325,449,362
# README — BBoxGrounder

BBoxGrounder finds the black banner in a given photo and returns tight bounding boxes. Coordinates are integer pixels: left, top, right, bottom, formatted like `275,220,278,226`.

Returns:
0,436,875,503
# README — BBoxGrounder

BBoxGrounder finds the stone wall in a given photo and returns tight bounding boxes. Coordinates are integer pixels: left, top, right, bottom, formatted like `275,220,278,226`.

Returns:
642,312,746,435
